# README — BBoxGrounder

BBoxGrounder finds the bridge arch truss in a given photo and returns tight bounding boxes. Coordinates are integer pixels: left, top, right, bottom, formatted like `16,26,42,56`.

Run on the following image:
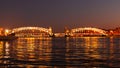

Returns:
11,27,53,37
70,27,107,37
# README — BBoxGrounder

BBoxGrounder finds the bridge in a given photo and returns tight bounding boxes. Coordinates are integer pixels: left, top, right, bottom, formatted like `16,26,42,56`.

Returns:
108,27,120,36
6,27,109,38
10,27,53,37
65,27,108,37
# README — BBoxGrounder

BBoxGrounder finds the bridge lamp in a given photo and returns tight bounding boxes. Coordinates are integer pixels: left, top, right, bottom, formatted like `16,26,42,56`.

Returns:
5,29,10,36
110,30,113,33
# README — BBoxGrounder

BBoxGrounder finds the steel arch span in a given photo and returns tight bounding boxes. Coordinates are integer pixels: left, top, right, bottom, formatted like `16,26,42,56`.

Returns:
11,27,53,37
70,27,107,36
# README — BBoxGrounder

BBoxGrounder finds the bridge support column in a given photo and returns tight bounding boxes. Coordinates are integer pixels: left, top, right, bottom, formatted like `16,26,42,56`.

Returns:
65,27,70,37
49,27,54,37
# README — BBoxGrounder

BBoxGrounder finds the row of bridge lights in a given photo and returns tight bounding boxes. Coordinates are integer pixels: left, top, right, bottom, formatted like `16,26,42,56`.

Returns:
0,27,118,36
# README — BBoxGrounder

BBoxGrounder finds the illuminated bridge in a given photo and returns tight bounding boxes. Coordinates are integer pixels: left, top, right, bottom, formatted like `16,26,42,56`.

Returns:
10,27,53,37
66,27,108,37
8,27,108,37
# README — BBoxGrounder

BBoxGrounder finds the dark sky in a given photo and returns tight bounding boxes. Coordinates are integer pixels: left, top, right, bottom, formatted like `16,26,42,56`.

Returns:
0,0,120,32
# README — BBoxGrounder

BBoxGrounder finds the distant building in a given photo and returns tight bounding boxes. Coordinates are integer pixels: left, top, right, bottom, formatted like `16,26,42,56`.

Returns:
113,27,120,36
0,28,4,36
107,27,120,36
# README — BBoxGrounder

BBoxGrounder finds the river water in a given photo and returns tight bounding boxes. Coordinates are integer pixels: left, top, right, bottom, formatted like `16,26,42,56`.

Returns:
0,37,120,68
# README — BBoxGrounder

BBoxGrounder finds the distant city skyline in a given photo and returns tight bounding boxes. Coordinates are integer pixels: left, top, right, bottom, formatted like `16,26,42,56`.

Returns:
0,0,120,32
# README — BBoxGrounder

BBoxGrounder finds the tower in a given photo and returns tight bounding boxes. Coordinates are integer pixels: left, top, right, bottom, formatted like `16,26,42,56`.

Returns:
65,27,70,37
49,27,54,37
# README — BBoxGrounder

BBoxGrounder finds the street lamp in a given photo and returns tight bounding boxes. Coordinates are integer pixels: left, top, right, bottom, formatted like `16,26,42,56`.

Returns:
5,29,10,36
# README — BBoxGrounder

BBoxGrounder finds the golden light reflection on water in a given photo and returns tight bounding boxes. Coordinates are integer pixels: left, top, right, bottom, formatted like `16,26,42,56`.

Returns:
0,37,120,67
13,37,52,61
0,41,3,58
84,37,101,59
0,42,10,59
65,37,101,67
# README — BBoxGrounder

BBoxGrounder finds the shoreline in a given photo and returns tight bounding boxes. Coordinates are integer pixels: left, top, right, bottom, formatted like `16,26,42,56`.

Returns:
0,36,18,41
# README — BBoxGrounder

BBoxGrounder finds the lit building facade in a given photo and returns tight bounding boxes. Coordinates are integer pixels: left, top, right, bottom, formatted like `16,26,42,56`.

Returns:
0,28,4,36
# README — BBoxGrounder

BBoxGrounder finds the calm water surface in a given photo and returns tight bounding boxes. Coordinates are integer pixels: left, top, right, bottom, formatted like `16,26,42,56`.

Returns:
0,37,120,68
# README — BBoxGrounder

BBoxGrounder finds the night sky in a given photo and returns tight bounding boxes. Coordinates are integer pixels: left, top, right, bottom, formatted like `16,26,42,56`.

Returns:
0,0,120,32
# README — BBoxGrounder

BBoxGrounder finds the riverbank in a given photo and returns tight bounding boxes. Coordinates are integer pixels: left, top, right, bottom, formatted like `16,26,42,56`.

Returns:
0,36,18,41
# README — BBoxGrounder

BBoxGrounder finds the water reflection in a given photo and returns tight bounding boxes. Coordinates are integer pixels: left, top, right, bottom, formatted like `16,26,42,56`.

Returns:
0,37,119,67
14,38,52,62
